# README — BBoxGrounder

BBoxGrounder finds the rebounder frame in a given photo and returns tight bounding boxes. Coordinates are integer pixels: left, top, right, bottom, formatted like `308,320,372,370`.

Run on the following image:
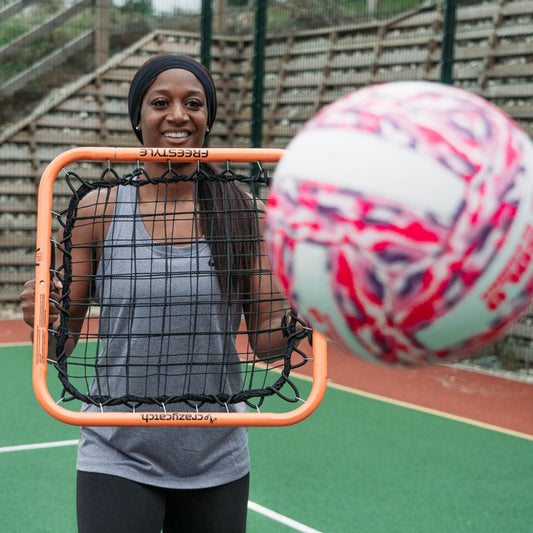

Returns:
33,147,328,427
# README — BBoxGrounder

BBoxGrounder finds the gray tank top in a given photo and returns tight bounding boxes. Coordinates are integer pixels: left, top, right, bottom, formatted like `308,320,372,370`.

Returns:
76,183,250,489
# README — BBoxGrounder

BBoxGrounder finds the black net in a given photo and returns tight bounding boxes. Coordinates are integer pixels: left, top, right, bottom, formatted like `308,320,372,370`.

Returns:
48,162,310,412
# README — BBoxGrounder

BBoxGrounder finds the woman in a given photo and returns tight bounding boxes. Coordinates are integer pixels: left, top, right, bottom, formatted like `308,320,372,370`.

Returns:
20,55,293,533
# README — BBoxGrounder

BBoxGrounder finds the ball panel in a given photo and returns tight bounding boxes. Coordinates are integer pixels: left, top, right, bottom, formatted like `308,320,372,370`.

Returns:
275,128,466,221
290,240,377,362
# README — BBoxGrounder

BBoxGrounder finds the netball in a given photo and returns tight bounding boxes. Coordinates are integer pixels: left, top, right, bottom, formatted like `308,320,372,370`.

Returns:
266,81,533,366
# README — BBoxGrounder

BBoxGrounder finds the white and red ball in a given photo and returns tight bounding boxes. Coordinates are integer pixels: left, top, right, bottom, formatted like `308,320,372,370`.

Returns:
266,81,533,366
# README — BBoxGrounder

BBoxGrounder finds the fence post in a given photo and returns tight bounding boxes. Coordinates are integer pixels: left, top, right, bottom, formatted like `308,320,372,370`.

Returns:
201,0,212,148
95,0,110,66
251,0,267,149
201,0,212,70
250,0,267,181
440,0,457,84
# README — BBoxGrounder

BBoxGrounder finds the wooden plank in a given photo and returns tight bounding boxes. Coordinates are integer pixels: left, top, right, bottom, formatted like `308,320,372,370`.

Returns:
0,203,36,214
57,99,127,115
501,1,533,17
0,253,35,266
372,68,439,83
456,3,500,23
77,82,126,99
0,271,34,285
36,115,104,130
456,41,533,61
0,220,35,231
500,105,533,119
454,27,496,43
380,33,442,47
0,144,31,160
0,182,35,194
329,52,378,69
0,294,27,304
496,23,533,39
485,62,533,80
0,235,35,248
12,129,138,147
482,83,533,99
0,0,31,21
453,64,485,81
100,69,136,83
386,10,439,30
377,48,432,66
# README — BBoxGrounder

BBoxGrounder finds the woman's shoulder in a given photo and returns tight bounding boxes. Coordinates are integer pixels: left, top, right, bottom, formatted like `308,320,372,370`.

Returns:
77,185,119,216
72,186,120,246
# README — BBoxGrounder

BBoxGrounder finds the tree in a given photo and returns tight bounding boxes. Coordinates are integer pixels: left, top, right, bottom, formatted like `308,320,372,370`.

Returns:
118,0,153,16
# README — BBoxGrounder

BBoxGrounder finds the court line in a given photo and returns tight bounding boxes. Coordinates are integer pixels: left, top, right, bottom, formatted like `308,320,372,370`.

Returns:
326,380,533,441
247,501,322,533
0,439,80,453
284,369,533,440
0,439,321,532
0,341,32,347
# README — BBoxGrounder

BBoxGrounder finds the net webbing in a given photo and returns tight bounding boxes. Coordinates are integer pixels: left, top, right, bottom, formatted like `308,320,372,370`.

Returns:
48,163,310,412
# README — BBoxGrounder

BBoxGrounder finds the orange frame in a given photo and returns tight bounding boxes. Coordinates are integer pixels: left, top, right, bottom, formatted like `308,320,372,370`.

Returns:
33,147,328,427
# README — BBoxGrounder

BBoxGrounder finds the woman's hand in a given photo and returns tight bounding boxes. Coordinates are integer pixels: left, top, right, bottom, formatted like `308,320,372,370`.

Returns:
20,278,62,329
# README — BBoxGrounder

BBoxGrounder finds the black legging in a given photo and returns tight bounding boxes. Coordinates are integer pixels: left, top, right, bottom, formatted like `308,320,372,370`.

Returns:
76,470,249,533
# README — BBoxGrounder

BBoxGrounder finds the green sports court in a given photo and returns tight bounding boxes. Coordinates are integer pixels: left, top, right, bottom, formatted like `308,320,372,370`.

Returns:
1,338,531,532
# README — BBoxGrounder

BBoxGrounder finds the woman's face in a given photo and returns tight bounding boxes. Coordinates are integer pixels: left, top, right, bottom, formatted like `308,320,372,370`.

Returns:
137,68,209,149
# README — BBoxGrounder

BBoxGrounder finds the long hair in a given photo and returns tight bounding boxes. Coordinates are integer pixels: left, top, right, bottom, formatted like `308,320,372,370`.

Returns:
198,163,261,304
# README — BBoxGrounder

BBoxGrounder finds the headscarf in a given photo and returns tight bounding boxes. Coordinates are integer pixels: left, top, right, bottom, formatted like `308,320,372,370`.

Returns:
127,55,217,144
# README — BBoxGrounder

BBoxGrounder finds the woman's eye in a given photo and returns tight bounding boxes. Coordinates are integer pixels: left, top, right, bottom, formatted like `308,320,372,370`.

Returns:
188,100,204,108
152,99,168,107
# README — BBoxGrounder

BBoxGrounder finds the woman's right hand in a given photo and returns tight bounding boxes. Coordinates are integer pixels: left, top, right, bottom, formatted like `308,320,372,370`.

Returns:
20,278,62,329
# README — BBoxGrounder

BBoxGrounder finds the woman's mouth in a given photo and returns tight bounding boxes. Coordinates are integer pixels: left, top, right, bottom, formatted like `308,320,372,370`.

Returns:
163,131,191,139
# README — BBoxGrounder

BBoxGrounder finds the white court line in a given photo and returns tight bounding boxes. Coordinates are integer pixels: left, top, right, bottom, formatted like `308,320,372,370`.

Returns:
0,439,79,453
0,439,321,532
326,380,533,441
287,370,533,441
247,501,322,533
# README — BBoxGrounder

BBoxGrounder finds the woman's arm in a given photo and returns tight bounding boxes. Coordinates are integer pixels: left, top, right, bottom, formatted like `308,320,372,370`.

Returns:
244,203,306,359
20,188,109,357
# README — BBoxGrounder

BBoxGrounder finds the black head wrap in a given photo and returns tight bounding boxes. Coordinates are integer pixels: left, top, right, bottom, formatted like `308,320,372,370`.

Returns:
128,55,217,144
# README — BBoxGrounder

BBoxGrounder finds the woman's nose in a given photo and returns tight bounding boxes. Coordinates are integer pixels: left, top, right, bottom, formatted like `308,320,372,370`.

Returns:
167,103,187,123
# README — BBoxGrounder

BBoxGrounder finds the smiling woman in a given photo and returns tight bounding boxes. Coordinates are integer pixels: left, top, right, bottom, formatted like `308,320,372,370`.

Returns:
19,54,309,533
136,68,209,173
128,55,217,144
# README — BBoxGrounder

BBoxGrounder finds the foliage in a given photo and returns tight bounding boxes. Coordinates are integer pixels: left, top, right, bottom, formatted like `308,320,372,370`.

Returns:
118,0,154,16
